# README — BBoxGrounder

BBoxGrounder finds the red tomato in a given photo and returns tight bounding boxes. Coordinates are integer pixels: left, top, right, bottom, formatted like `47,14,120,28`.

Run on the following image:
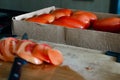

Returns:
47,49,63,65
51,8,72,19
51,16,88,29
32,44,52,63
37,13,55,23
71,14,90,28
16,40,43,64
26,17,47,23
26,13,55,24
0,38,18,62
93,17,120,33
73,10,97,24
0,40,7,61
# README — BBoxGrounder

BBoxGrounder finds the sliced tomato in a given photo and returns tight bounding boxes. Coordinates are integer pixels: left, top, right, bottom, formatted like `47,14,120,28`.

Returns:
16,40,43,64
0,40,7,61
32,44,52,63
0,37,18,62
0,52,5,61
47,49,63,65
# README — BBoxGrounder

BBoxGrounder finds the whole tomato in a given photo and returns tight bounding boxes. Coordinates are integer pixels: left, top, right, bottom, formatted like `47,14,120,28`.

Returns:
51,16,88,29
73,10,97,24
51,8,72,19
26,13,55,24
71,14,90,28
93,17,120,33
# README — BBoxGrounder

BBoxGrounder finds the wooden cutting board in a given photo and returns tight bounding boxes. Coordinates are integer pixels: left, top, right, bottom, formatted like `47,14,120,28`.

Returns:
0,62,12,80
0,41,120,80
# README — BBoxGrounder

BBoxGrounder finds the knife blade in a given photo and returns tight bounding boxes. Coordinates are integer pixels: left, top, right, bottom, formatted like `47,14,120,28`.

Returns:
8,33,28,80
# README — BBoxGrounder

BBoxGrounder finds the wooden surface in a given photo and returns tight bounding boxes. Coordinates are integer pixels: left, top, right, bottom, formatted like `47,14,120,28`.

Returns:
0,41,120,80
0,62,12,80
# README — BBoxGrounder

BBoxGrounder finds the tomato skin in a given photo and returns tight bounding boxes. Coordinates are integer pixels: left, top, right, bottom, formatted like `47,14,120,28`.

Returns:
71,14,90,28
51,16,88,29
73,10,97,24
26,13,55,24
93,17,120,33
37,14,55,23
16,40,43,64
32,44,51,63
51,8,72,19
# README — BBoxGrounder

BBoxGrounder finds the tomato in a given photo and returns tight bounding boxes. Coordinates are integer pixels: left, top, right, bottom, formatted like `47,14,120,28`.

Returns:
47,49,63,65
0,40,7,61
71,14,90,28
37,13,55,23
73,10,97,24
0,38,63,65
32,44,51,63
51,8,72,19
16,40,43,64
51,16,88,29
26,17,47,23
26,13,55,24
1,38,18,62
93,17,120,33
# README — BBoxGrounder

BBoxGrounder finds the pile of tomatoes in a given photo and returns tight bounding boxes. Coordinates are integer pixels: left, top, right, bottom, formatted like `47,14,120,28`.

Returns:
26,8,97,29
0,37,63,65
26,8,120,33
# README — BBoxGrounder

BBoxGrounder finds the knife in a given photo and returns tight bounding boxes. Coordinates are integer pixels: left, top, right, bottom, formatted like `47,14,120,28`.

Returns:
8,33,28,80
105,51,120,63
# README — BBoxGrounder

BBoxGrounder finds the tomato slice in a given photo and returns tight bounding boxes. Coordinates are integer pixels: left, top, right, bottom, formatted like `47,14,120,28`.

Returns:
16,40,43,64
0,38,64,65
32,44,52,63
0,40,7,61
47,49,63,65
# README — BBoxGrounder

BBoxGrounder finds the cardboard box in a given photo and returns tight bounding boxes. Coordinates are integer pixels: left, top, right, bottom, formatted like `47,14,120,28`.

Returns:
12,6,65,44
12,6,120,52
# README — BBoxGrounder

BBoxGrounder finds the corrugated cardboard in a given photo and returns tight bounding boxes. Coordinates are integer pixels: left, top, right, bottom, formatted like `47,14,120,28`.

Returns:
12,6,120,52
66,28,120,52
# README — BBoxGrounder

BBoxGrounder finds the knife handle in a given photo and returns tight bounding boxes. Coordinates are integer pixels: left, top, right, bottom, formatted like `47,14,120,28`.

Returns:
105,51,120,63
8,57,27,80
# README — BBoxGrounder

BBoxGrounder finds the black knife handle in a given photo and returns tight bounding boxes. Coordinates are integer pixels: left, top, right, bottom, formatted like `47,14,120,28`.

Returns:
105,51,120,63
8,57,27,80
